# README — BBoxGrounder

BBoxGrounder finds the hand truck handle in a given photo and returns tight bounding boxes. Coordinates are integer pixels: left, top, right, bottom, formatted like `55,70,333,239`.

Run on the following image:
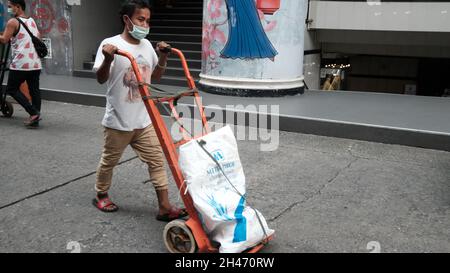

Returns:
116,48,196,90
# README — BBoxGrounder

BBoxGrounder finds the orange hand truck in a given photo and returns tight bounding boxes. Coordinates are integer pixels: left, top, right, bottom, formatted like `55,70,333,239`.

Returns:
115,47,273,253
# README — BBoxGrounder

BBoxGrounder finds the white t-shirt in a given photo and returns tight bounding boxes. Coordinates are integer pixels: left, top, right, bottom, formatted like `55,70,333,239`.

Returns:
93,35,158,131
10,17,42,71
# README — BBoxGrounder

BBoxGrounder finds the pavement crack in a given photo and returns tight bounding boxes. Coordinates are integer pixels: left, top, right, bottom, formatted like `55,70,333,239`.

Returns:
0,156,139,211
268,201,301,223
269,158,358,223
280,142,445,171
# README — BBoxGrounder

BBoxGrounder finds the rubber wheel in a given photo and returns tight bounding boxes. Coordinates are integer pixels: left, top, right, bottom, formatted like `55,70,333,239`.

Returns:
1,101,13,117
163,219,196,253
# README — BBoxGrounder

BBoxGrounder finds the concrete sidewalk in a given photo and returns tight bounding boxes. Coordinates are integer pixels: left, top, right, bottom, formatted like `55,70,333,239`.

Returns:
4,73,450,151
0,100,449,253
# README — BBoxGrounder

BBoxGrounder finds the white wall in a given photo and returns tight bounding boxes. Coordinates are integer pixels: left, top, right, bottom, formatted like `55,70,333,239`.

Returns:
303,29,321,89
304,54,321,90
304,28,319,51
309,1,450,32
317,29,450,58
71,0,122,70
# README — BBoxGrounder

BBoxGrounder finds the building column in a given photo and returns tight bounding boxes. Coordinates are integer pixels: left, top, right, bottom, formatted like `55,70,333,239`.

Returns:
200,0,308,97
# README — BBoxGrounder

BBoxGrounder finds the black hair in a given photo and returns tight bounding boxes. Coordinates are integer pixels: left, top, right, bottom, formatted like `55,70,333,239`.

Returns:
9,0,26,11
119,0,152,26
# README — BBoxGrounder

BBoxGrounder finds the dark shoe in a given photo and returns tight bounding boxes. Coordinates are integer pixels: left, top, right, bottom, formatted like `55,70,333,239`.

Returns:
26,121,39,129
24,115,41,127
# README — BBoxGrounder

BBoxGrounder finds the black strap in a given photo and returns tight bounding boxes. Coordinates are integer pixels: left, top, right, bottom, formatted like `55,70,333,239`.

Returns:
16,18,37,40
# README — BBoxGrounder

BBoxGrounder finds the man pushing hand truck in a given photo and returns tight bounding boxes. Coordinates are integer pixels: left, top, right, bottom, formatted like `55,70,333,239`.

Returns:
93,0,274,253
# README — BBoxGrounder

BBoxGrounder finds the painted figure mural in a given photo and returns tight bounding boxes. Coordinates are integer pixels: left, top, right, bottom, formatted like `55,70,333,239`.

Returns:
200,0,308,96
256,0,281,15
203,0,280,71
220,0,278,60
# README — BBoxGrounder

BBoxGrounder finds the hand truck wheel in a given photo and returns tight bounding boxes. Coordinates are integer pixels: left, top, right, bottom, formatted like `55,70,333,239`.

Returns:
1,101,14,117
163,219,197,253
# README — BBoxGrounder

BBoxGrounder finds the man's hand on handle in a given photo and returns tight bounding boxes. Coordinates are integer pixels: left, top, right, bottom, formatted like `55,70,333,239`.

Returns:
153,41,171,81
102,44,118,63
156,41,172,56
97,44,118,84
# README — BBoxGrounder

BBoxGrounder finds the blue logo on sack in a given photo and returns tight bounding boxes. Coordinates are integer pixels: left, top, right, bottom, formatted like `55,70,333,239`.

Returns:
206,149,235,176
212,149,225,162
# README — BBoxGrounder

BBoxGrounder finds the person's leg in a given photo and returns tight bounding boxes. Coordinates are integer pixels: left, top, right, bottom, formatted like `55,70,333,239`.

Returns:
131,125,186,220
95,127,133,212
6,70,39,116
22,70,42,128
25,70,41,112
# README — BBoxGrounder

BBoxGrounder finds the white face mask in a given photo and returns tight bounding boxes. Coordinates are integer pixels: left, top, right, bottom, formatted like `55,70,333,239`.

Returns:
126,17,150,40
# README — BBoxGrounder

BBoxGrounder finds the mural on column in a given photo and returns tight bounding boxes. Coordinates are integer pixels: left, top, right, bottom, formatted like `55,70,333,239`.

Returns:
24,0,73,75
202,0,307,81
220,0,278,60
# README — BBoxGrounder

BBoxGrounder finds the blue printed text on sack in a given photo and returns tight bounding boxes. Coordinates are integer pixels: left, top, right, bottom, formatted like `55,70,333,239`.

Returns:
207,162,235,176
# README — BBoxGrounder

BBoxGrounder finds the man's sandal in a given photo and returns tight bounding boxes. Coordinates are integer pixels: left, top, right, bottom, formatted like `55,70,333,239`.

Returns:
156,207,188,222
93,197,119,213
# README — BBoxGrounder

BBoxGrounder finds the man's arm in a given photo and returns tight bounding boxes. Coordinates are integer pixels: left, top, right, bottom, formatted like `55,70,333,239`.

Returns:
152,41,170,82
0,19,19,44
96,44,117,84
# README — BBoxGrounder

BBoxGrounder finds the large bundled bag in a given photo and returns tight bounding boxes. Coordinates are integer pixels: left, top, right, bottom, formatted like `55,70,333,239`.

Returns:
178,126,274,253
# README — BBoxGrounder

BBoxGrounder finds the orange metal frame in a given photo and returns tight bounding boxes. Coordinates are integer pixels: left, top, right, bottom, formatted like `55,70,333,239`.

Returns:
116,48,272,253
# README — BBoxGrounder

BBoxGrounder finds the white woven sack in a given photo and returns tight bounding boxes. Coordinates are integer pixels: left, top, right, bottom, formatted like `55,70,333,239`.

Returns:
178,126,274,253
